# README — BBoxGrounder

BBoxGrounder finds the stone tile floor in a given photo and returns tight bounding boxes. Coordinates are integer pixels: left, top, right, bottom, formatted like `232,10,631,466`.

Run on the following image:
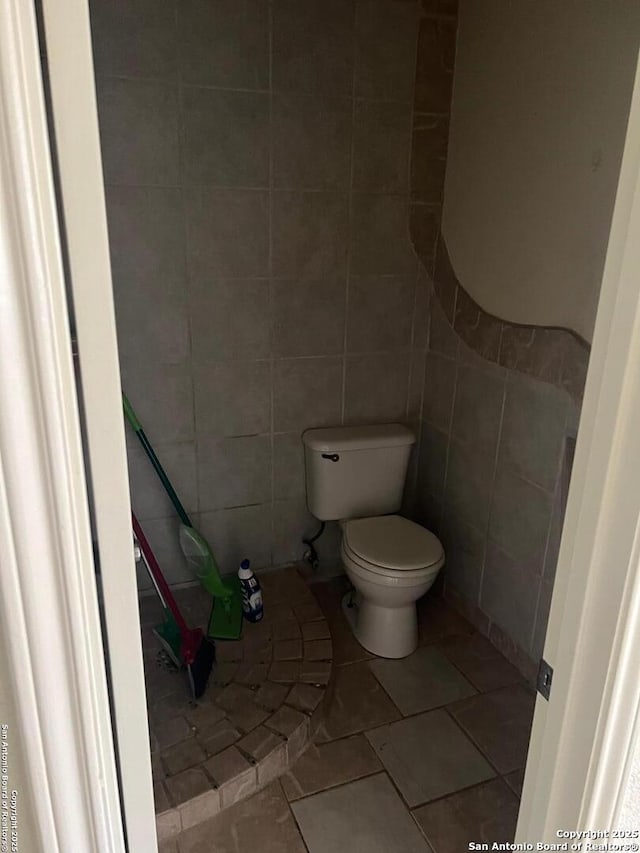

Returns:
140,568,334,841
157,573,536,853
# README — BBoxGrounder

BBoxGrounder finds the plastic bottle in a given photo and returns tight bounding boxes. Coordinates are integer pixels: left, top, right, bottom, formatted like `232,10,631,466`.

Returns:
238,559,263,622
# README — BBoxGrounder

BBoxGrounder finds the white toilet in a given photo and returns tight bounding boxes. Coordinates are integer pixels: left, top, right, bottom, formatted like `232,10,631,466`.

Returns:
303,424,445,659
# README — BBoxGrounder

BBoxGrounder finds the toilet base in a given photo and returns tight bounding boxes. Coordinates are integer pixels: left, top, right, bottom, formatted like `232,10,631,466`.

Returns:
341,591,418,659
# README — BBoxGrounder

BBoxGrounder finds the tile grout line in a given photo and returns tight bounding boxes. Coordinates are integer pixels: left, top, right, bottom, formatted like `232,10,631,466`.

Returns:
319,661,530,750
476,371,508,610
96,70,429,108
404,0,424,430
365,660,416,720
105,180,427,196
277,778,312,853
443,711,512,787
285,754,519,828
407,771,521,815
431,638,525,695
320,679,527,748
527,393,573,652
436,305,460,539
284,762,385,807
340,1,359,426
267,0,276,568
173,0,200,527
442,699,523,783
187,348,423,368
285,766,388,805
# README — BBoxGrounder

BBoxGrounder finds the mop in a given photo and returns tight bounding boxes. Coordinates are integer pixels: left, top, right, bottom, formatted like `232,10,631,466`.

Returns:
124,394,243,640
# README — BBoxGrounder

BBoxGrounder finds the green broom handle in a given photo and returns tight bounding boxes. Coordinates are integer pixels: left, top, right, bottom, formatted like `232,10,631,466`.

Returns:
122,394,192,527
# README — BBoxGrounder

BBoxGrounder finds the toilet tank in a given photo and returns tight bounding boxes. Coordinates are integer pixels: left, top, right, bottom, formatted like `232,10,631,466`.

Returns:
303,424,415,521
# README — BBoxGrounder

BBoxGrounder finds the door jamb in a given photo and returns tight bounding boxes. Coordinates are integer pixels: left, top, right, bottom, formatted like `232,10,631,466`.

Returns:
36,0,159,849
0,0,128,849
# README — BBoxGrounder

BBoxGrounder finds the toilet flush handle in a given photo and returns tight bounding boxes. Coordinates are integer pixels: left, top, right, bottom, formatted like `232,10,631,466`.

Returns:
322,453,340,462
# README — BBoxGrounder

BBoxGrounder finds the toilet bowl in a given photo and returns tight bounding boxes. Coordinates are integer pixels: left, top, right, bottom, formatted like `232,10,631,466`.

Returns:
339,514,444,658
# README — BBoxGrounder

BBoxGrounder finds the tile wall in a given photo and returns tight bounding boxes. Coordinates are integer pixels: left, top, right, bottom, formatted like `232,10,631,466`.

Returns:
89,0,429,585
414,311,582,677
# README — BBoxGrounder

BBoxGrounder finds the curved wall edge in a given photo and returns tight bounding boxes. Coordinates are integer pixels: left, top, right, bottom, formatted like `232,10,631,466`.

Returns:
408,2,590,403
411,226,590,402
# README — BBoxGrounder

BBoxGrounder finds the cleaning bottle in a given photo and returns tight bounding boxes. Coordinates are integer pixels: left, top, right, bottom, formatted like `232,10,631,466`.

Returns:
238,559,263,622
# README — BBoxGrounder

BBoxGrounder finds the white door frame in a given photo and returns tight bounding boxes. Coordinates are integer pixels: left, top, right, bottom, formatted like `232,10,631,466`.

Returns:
35,0,159,850
517,55,640,838
0,0,128,850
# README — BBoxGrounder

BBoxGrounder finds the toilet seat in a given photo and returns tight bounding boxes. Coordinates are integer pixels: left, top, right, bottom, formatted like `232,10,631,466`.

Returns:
342,541,442,583
342,515,444,578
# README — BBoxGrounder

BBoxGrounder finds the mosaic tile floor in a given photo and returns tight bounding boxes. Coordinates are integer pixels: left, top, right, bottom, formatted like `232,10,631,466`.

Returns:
148,573,535,853
140,567,333,841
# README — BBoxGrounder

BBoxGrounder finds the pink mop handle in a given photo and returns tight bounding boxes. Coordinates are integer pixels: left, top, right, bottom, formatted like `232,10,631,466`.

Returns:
132,512,191,636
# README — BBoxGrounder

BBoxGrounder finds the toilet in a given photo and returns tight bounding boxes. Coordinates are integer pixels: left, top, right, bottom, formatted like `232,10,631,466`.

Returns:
303,424,445,659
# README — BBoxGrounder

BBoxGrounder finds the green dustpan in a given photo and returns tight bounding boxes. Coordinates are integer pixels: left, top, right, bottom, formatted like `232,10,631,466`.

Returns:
179,526,243,640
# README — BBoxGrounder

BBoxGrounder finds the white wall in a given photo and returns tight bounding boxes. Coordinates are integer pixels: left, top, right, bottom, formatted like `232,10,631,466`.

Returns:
442,0,640,342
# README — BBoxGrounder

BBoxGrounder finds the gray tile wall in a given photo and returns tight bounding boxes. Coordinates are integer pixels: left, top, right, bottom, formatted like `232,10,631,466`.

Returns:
414,290,582,668
90,0,427,586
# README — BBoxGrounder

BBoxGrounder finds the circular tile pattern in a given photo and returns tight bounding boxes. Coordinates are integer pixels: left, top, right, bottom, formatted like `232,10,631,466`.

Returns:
141,568,333,842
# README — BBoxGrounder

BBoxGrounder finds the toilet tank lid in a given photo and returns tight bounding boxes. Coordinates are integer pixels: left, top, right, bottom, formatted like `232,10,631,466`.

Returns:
302,424,415,452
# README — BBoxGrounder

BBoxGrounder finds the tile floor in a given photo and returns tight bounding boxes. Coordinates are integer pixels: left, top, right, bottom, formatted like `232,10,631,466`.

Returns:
162,575,535,853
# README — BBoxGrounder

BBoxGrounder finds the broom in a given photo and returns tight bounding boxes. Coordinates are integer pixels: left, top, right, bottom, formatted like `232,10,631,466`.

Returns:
133,513,215,700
